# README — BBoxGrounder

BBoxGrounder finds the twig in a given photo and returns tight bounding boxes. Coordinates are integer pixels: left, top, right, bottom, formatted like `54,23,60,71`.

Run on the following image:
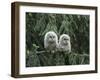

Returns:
35,50,89,57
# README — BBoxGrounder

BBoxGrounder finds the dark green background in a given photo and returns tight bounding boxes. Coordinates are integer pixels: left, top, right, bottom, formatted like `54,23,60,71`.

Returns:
26,12,89,67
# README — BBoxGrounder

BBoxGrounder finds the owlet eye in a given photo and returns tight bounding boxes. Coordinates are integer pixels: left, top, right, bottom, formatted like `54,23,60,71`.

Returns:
64,38,67,40
49,35,52,38
53,36,55,38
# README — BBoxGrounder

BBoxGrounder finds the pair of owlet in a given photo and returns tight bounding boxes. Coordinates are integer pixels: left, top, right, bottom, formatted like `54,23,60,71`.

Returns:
44,31,71,53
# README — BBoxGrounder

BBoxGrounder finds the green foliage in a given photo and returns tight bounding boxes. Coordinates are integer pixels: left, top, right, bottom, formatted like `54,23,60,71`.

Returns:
26,12,89,67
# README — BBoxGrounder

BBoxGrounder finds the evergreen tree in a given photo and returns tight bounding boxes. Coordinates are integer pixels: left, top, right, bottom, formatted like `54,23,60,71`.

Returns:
26,12,89,67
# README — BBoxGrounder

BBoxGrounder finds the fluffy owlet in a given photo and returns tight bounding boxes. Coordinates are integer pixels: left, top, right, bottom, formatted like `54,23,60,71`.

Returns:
58,34,71,53
44,31,58,52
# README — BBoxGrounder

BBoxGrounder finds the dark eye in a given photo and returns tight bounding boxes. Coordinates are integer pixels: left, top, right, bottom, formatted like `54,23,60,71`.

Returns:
53,36,55,38
49,36,52,38
64,38,68,40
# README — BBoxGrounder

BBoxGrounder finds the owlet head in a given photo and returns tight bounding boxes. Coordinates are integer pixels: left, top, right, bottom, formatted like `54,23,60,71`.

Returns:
59,34,70,45
45,31,58,43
